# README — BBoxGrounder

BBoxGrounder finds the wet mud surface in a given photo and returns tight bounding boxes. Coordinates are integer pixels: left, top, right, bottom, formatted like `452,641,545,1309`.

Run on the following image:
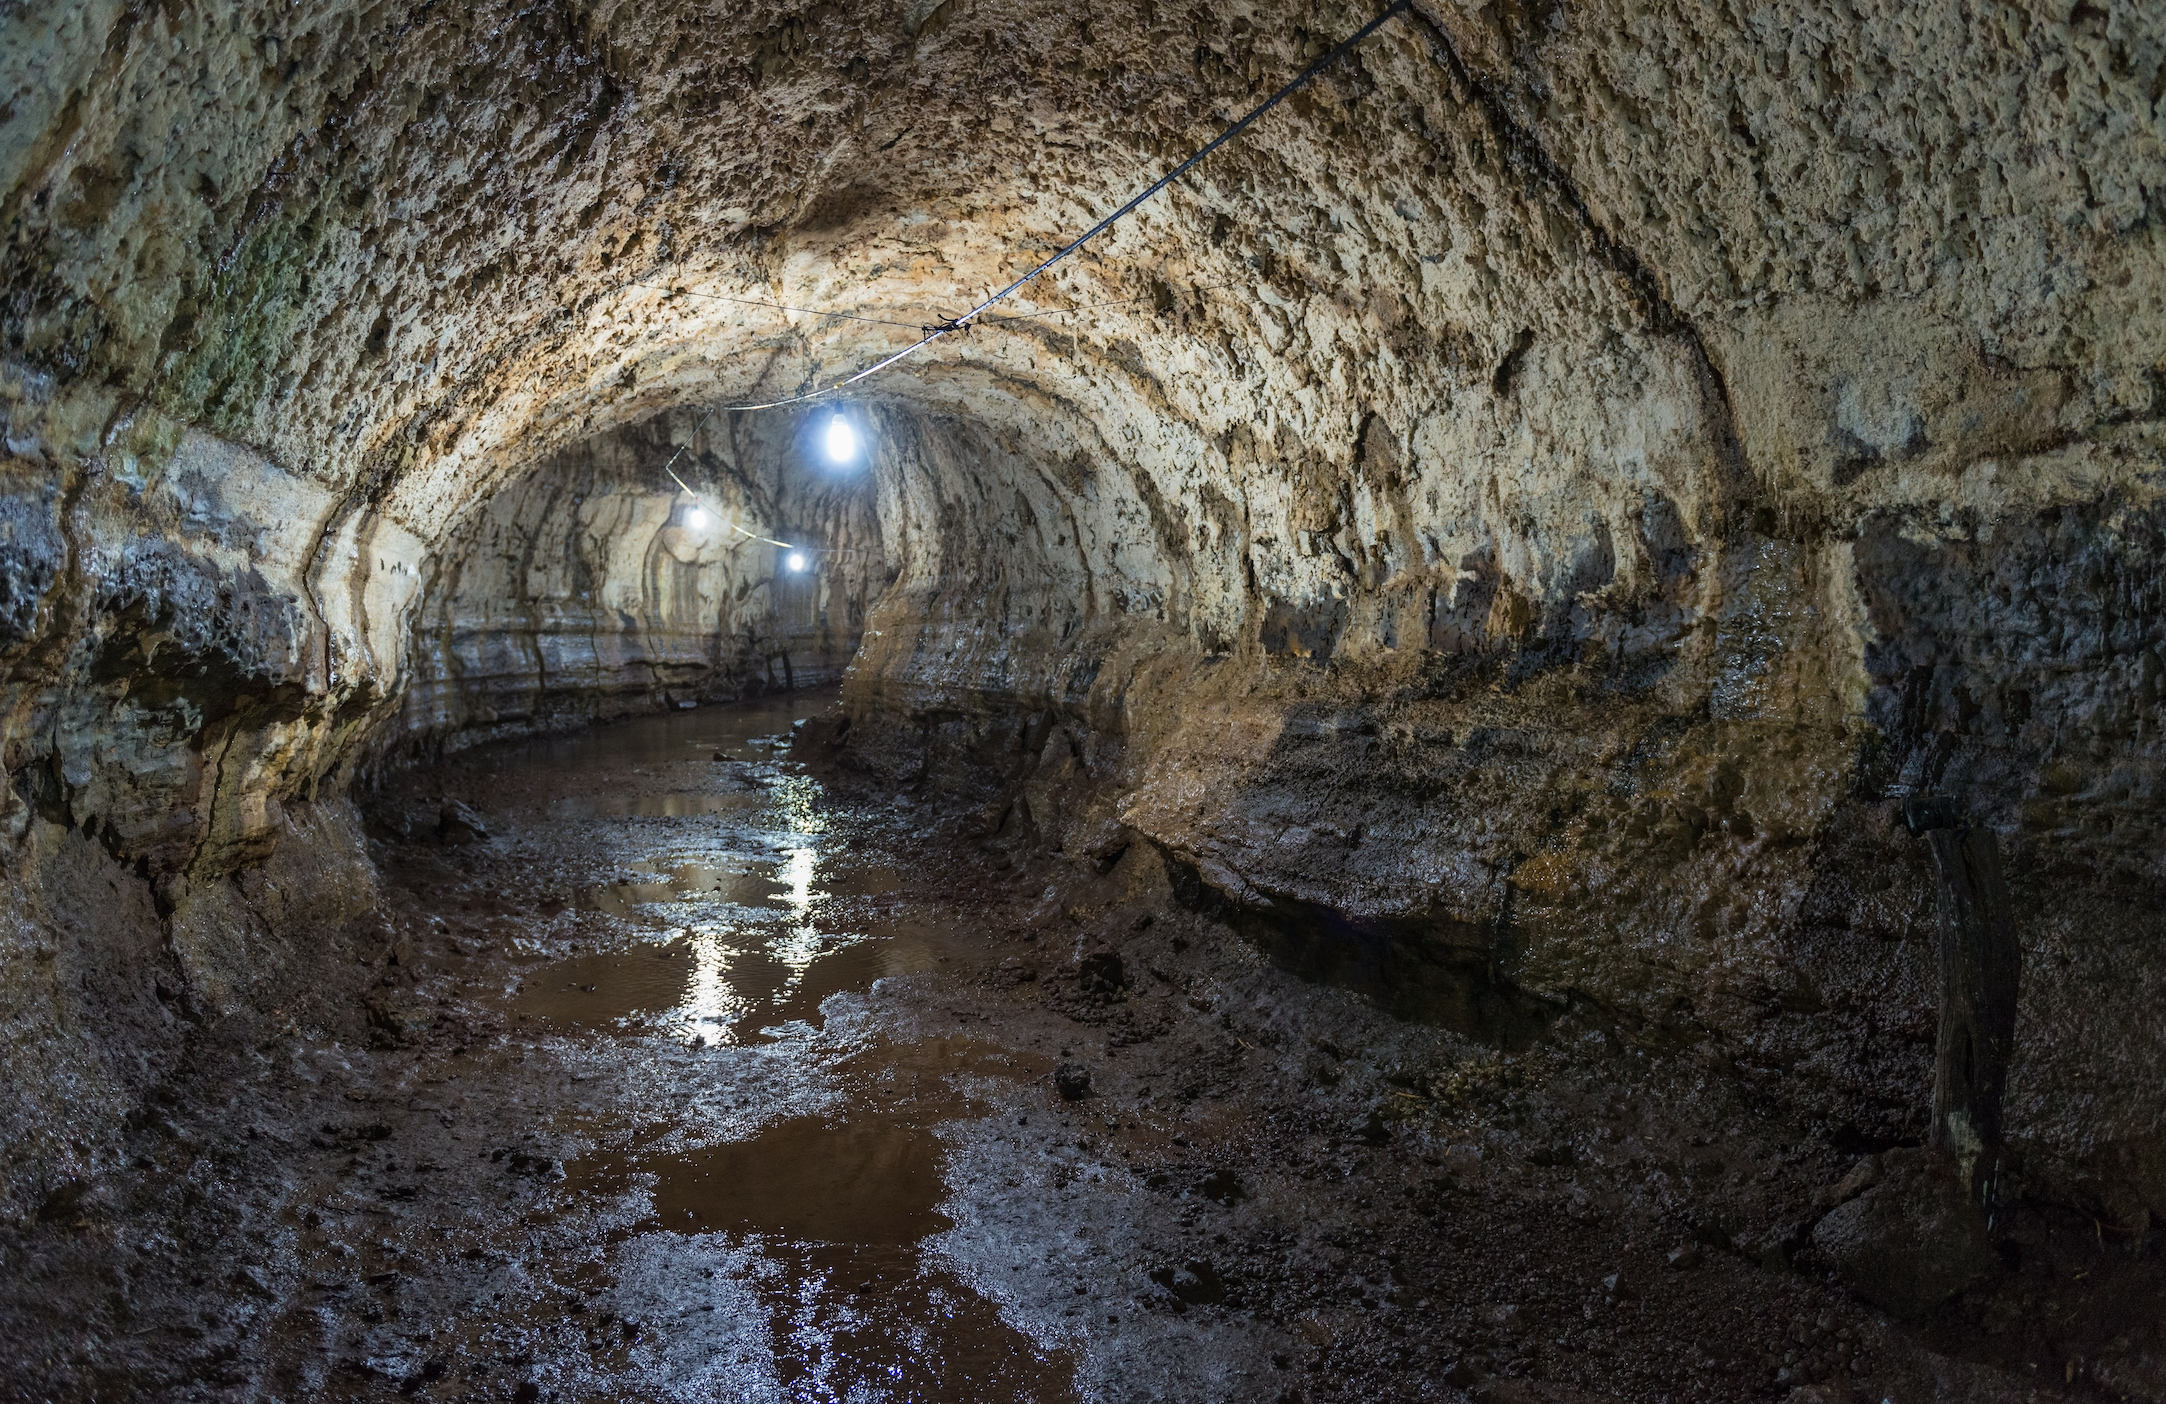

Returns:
5,691,2164,1402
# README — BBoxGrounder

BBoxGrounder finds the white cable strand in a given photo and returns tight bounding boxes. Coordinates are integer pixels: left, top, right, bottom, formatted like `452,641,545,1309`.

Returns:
710,0,1412,412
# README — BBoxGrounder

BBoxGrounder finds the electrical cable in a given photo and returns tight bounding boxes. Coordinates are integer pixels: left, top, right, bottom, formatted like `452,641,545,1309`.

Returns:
653,424,790,547
711,0,1412,411
579,2,1410,555
646,400,861,556
642,270,1242,528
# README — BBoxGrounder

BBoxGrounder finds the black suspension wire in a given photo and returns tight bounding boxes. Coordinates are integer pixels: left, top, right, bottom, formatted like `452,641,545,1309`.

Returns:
716,0,1412,411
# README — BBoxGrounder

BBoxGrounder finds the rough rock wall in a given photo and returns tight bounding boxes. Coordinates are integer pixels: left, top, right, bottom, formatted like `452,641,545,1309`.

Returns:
392,409,881,760
0,794,382,1216
810,1,2166,1226
2,0,2163,1222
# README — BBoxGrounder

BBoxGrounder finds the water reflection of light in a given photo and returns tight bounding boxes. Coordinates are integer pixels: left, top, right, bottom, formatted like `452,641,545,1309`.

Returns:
679,924,752,1043
771,847,822,990
782,847,816,914
775,775,828,834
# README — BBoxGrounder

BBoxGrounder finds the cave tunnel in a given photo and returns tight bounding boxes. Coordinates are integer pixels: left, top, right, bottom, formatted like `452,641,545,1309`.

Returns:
3,0,2165,1398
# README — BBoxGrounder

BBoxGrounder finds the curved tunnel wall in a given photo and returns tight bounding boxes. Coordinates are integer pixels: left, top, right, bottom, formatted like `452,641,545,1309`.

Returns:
0,0,2162,1225
392,408,883,760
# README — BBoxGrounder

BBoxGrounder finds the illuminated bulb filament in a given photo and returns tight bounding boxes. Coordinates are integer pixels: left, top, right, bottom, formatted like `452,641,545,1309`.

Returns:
786,551,806,572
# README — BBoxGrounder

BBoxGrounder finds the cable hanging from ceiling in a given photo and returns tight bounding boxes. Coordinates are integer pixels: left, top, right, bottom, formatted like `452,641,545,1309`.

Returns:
713,0,1413,412
625,0,1413,557
646,276,1249,558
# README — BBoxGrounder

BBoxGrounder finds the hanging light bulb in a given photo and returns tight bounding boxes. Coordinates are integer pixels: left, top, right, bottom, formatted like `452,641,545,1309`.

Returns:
786,551,807,572
823,414,858,464
687,507,709,529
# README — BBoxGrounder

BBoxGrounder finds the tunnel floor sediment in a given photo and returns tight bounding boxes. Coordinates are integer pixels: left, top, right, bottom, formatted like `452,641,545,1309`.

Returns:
6,692,2159,1402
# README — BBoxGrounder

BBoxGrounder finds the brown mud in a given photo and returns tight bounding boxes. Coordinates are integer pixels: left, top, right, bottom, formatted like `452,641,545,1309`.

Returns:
3,690,2162,1402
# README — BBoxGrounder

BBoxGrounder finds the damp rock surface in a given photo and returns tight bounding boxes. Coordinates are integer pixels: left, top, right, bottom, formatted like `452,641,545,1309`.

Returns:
1811,1149,1995,1321
2,0,2165,1395
4,0,2162,1229
4,694,2163,1402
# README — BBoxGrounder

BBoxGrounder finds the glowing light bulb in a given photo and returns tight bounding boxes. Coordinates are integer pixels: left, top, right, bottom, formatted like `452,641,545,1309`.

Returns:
787,551,806,572
823,414,858,464
687,507,709,529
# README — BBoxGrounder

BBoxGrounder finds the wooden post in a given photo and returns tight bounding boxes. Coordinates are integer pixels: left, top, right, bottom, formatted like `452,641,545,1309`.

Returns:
1905,797,2021,1211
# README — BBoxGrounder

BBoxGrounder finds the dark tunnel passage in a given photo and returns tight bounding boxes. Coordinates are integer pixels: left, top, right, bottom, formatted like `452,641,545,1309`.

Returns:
4,0,2166,1399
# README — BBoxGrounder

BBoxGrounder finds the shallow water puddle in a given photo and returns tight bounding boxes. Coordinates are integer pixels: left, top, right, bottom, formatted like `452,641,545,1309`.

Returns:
521,701,808,770
623,1116,950,1242
573,852,907,921
576,791,767,818
525,824,929,1041
490,692,1073,1397
514,913,950,1042
572,1040,1069,1402
573,863,776,918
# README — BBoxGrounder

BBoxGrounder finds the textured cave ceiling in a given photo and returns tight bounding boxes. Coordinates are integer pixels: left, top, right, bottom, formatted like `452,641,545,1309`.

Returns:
11,0,2157,545
5,0,2164,945
4,0,2166,1286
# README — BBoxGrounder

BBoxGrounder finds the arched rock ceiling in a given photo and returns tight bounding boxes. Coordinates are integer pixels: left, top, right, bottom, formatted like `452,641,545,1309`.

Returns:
9,0,2160,541
6,0,2166,1231
5,0,2164,897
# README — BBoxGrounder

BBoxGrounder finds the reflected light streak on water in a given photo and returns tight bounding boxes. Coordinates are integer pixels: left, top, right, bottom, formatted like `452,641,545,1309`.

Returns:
772,847,822,993
775,775,828,835
680,925,753,1043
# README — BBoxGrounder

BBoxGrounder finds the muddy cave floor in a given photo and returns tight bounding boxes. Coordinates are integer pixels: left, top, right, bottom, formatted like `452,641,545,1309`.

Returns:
7,692,2164,1403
